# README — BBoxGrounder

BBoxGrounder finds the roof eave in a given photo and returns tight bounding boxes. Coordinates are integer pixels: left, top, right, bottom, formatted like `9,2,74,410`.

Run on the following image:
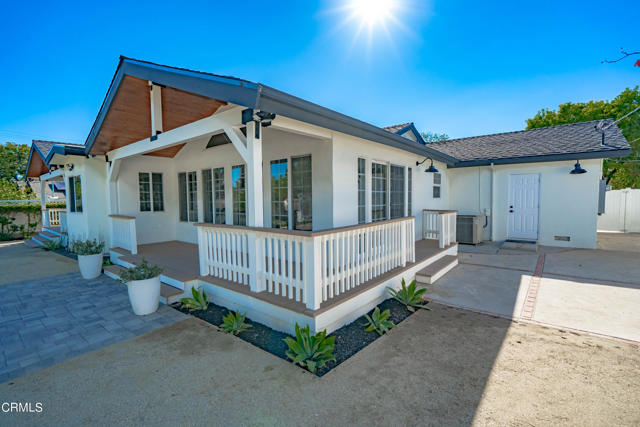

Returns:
447,148,632,168
45,145,86,165
394,123,425,144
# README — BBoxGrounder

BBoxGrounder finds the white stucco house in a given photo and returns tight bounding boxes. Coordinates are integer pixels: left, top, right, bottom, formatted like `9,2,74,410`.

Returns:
26,57,631,334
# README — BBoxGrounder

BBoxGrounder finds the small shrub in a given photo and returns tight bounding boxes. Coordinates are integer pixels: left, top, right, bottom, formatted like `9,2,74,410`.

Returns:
120,259,163,282
363,307,396,336
102,259,112,267
180,286,209,311
284,324,336,374
70,238,104,255
388,278,430,312
42,239,61,251
220,310,252,335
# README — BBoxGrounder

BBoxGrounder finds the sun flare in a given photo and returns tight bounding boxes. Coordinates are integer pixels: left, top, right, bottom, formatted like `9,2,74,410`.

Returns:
348,0,398,27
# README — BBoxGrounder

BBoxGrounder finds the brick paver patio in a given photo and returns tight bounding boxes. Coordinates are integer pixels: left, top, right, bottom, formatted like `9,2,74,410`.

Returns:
0,272,187,383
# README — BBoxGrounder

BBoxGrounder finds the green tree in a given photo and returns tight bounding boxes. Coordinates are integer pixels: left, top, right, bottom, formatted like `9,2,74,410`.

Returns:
526,87,640,189
420,131,449,142
0,179,36,200
0,142,31,182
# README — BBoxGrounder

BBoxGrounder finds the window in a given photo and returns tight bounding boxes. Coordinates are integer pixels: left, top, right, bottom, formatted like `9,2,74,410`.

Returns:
408,168,412,216
232,165,246,225
178,171,198,222
213,168,225,224
202,169,213,223
433,172,441,199
390,165,405,219
371,162,388,222
291,155,312,230
138,173,164,212
270,159,289,229
358,158,366,224
68,176,82,213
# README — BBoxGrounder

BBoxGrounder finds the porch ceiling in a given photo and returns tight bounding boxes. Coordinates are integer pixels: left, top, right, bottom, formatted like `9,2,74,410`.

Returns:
26,153,48,178
89,75,227,156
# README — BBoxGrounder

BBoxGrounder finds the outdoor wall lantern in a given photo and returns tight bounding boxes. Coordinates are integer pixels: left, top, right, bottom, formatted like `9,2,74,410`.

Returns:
569,160,587,175
416,157,439,173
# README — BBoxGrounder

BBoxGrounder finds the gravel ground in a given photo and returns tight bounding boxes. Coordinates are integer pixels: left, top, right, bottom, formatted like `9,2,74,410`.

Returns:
2,303,638,426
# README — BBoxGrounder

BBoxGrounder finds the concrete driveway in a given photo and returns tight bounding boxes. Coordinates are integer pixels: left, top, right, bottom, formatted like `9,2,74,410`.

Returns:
0,241,78,285
425,233,640,342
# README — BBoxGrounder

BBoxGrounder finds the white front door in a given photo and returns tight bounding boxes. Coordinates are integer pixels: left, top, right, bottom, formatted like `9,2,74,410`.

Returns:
508,173,539,240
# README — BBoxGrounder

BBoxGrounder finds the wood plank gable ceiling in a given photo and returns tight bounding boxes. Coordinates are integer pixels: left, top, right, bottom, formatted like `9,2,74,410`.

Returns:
89,75,227,157
26,152,48,178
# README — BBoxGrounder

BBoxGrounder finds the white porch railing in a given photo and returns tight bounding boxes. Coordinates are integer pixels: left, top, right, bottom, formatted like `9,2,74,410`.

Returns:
47,209,65,227
109,215,137,254
196,217,415,310
422,209,457,248
59,212,67,233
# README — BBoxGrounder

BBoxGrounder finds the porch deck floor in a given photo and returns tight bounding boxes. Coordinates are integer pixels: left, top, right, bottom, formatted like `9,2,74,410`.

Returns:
113,239,453,315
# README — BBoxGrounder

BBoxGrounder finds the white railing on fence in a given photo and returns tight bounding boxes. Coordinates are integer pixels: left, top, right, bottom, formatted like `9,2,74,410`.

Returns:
47,209,65,227
196,217,416,310
422,210,457,248
109,215,137,254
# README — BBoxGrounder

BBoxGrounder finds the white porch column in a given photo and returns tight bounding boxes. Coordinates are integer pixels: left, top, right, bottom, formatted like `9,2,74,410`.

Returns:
149,83,163,135
365,159,372,223
106,159,121,215
245,121,264,227
40,179,48,227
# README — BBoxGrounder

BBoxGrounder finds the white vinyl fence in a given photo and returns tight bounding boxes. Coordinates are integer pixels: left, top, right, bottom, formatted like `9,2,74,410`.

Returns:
597,189,640,233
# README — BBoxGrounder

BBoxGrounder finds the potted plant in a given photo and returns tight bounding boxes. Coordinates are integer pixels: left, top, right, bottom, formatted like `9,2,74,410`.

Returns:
70,238,105,279
119,259,163,316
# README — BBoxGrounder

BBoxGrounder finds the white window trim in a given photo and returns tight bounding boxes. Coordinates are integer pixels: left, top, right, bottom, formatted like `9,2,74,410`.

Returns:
267,153,313,230
138,172,164,212
178,171,198,223
68,175,83,214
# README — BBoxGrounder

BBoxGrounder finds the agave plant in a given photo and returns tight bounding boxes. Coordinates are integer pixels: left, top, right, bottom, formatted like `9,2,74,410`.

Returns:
387,278,430,312
119,259,163,282
284,324,336,374
363,307,396,336
180,286,209,312
42,239,61,251
220,310,252,335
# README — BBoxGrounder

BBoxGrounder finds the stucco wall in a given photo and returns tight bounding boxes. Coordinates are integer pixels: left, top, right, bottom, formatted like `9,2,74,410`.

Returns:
448,158,603,249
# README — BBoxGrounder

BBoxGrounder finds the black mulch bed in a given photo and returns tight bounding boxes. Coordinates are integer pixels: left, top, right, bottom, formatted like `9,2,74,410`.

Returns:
172,297,421,377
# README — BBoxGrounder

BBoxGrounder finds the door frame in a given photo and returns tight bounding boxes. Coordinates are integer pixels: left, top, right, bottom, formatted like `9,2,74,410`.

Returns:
507,173,540,241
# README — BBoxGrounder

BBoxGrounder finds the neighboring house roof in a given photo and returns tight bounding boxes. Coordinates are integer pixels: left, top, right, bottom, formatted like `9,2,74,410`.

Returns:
428,120,631,168
83,57,457,164
383,122,425,144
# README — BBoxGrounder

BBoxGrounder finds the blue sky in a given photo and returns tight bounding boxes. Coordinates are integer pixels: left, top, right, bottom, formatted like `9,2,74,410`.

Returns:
1,0,638,146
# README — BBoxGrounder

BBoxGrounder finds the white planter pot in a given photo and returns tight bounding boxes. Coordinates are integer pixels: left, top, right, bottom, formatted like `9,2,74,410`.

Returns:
127,277,161,316
77,253,103,279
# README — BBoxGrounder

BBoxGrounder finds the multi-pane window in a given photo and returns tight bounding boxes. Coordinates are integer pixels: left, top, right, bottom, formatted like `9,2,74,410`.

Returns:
178,171,198,222
371,162,388,222
68,176,82,213
138,172,163,212
390,165,405,219
408,168,412,216
232,165,246,225
433,172,441,199
213,168,225,224
270,159,289,229
291,155,312,231
358,158,366,224
202,169,213,223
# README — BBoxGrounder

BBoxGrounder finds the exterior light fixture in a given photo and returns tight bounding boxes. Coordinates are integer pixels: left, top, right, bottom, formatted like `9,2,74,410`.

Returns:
570,161,586,175
416,157,439,173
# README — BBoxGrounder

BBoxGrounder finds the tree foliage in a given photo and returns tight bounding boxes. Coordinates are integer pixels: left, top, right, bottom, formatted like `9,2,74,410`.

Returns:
0,179,36,200
420,131,449,143
0,142,31,182
526,87,640,189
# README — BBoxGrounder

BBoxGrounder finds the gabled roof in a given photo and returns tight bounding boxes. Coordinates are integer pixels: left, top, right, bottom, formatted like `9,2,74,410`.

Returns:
25,140,85,178
428,120,631,168
383,122,425,144
83,57,457,164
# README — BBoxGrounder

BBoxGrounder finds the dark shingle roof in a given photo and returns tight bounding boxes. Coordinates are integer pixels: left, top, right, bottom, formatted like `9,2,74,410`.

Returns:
428,119,630,164
383,122,412,134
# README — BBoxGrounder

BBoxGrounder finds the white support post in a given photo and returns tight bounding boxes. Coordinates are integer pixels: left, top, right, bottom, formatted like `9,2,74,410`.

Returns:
304,236,323,310
365,159,372,223
404,166,409,217
129,219,138,255
197,226,208,276
245,121,264,227
106,159,121,215
149,82,163,135
401,221,407,267
40,179,48,227
247,232,264,292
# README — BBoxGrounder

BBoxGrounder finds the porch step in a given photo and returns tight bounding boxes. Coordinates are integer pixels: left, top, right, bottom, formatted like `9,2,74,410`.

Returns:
43,227,65,237
30,235,46,247
415,255,458,285
25,238,43,248
39,231,61,241
103,264,185,305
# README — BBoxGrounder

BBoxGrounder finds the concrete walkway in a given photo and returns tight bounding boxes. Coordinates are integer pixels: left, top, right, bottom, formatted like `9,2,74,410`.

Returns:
1,305,638,426
0,272,187,383
424,234,640,342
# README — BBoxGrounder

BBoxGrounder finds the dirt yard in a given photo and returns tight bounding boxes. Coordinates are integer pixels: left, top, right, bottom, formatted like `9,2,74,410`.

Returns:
1,303,638,426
